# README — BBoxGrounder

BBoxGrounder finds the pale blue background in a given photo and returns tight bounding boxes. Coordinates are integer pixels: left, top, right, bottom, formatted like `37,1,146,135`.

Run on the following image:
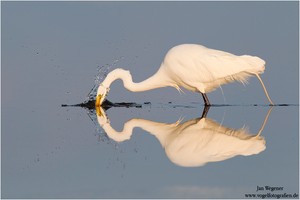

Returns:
2,1,299,198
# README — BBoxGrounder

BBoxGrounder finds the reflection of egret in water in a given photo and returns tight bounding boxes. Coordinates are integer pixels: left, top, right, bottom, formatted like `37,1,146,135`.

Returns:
95,106,273,167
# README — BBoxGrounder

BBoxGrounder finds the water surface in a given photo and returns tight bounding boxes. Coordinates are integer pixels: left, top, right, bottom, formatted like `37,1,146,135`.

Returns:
2,101,299,198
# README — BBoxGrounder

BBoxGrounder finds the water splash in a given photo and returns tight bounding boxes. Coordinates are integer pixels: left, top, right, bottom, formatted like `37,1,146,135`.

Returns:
86,108,115,145
85,65,110,101
85,57,124,101
80,57,125,144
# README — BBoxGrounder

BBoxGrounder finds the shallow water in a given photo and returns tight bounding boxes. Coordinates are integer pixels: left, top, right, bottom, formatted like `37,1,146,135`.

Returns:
2,1,299,199
2,101,299,198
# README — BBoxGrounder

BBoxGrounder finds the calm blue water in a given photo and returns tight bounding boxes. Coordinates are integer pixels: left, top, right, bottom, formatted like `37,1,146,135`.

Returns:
2,102,299,198
2,1,299,199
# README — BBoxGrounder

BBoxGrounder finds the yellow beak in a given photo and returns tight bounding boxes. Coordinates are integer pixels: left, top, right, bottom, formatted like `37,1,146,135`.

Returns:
95,94,102,107
95,105,104,116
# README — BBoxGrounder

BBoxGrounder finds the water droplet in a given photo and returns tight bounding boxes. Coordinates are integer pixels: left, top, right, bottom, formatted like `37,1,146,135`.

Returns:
85,64,112,101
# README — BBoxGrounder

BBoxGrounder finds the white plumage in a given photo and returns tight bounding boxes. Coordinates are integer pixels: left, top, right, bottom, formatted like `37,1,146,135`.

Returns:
96,44,273,105
162,44,265,92
95,106,271,167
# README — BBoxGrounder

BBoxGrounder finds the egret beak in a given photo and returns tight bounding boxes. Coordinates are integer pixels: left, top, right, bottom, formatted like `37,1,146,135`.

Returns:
95,94,102,107
95,105,104,116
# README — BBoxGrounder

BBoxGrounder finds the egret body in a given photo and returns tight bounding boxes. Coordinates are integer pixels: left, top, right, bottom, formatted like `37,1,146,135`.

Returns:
96,44,274,106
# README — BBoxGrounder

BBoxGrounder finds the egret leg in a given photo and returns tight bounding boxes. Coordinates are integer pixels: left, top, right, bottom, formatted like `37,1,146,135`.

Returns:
201,105,211,119
201,93,211,106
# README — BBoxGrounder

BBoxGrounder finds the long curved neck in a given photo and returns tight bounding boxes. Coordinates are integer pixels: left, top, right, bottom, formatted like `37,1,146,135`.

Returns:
102,68,171,92
99,118,175,143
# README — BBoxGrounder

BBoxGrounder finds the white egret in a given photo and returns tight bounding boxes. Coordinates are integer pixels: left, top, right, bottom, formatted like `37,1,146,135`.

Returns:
96,44,274,106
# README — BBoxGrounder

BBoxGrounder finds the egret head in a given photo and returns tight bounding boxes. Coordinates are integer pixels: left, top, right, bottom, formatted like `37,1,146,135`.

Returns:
95,84,109,106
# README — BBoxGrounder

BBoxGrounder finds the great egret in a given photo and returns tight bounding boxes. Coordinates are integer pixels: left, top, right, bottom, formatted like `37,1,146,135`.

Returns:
96,44,274,106
95,106,272,167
